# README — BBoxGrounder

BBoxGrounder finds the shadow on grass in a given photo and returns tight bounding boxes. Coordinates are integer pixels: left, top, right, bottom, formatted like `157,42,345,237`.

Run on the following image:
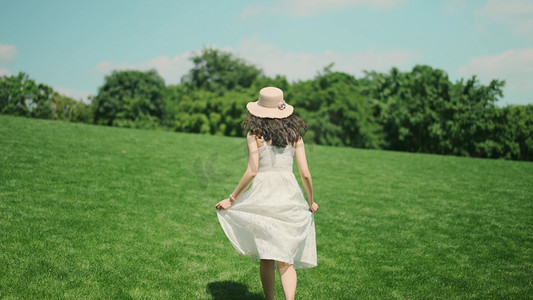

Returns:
206,281,264,300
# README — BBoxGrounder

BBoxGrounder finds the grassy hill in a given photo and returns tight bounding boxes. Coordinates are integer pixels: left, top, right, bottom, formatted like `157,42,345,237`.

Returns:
1,114,532,299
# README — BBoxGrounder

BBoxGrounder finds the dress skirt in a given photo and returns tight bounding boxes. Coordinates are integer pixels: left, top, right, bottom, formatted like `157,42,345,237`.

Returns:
216,168,317,269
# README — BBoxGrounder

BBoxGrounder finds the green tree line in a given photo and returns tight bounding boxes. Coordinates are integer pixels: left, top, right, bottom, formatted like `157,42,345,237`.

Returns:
1,48,532,161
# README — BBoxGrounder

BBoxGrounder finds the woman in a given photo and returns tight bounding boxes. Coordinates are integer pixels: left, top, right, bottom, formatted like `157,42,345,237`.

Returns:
215,86,318,300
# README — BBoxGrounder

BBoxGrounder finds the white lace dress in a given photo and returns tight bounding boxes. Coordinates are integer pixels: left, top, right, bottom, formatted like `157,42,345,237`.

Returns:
216,137,317,269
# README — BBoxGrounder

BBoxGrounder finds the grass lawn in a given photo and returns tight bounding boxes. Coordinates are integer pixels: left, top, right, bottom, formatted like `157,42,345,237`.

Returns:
0,114,532,299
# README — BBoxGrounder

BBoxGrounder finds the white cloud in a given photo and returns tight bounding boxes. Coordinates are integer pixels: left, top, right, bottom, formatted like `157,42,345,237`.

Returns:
444,0,466,14
0,43,17,64
93,51,195,85
476,0,533,37
240,5,265,19
92,38,421,84
0,67,11,77
55,87,93,104
458,47,533,102
234,36,421,81
9,41,401,105
241,0,406,18
478,0,533,19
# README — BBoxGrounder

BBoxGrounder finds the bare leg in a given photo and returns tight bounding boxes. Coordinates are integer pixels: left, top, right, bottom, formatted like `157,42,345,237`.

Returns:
260,259,275,300
276,260,297,300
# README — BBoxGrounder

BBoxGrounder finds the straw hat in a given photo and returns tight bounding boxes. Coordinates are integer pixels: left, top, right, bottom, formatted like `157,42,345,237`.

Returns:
246,87,294,118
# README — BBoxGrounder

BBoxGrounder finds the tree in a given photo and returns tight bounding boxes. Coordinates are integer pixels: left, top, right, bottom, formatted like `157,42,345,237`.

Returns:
496,104,533,161
92,69,165,128
360,65,506,157
2,50,530,161
361,65,451,152
181,47,262,92
447,76,505,157
51,94,93,123
169,90,249,136
0,72,55,118
289,68,383,148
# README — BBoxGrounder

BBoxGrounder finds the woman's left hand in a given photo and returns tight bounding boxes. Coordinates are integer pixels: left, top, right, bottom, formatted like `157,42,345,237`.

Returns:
215,198,233,211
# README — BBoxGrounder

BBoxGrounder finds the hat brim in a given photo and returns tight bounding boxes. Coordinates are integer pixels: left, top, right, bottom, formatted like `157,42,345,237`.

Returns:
246,101,294,118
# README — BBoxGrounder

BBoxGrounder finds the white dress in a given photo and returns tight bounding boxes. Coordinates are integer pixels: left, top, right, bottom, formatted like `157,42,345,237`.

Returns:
216,136,317,269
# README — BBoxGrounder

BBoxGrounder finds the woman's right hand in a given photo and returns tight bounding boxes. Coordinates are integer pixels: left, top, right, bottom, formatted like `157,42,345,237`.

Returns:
309,201,319,213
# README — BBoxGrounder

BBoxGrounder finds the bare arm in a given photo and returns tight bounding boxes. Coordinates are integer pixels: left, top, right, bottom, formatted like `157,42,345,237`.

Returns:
294,137,314,207
216,132,260,210
230,131,259,200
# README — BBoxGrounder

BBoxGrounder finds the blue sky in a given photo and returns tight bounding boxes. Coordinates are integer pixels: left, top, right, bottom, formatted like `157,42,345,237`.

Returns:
1,0,532,105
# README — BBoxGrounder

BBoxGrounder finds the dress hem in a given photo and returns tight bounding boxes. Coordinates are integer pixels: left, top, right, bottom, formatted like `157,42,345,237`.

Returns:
247,253,317,270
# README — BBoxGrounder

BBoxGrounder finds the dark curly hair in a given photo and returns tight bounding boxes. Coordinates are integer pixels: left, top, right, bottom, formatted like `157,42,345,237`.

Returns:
241,111,308,148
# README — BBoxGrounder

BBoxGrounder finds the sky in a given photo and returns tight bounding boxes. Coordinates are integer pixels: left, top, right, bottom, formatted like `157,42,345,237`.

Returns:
0,0,532,106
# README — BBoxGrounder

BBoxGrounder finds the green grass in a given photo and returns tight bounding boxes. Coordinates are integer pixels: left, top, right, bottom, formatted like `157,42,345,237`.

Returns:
1,114,532,299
